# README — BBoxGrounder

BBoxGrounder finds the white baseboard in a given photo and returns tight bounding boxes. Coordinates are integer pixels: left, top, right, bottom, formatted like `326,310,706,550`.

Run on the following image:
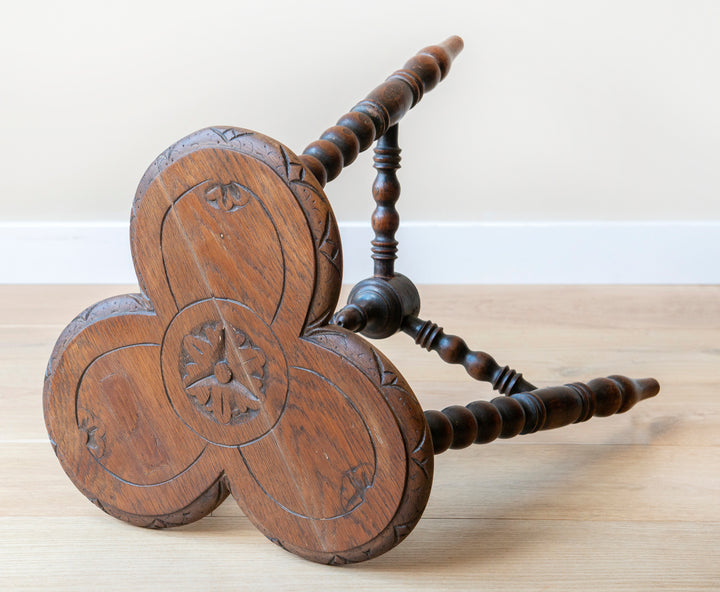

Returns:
1,221,718,284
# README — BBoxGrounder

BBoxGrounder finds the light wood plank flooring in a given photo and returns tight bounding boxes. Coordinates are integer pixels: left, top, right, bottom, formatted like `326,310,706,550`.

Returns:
1,285,718,591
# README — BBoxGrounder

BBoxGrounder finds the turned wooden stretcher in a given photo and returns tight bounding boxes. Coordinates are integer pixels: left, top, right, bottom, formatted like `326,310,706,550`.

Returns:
43,36,659,564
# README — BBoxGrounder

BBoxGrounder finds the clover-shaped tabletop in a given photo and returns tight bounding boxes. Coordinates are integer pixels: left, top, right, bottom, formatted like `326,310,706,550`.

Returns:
44,128,433,564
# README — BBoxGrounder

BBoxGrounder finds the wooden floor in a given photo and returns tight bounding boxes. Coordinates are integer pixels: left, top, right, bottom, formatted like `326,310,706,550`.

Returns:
1,285,718,591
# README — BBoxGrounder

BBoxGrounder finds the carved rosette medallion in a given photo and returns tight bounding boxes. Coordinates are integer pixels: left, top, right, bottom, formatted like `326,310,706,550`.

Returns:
162,298,288,446
180,322,267,425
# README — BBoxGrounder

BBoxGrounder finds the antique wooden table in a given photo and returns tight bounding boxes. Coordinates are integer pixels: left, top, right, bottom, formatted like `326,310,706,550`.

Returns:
39,37,665,565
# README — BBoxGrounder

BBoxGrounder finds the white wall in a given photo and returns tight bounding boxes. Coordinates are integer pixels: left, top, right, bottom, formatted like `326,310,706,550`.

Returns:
1,1,719,282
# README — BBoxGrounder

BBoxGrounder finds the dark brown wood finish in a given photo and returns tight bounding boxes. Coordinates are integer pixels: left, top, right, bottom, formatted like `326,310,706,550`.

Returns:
371,124,402,278
425,376,660,453
403,316,537,395
44,35,660,565
300,36,464,186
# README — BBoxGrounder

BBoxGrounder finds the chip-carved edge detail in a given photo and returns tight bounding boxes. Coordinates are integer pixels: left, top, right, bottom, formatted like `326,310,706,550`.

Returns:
277,328,434,564
45,294,155,381
87,474,230,529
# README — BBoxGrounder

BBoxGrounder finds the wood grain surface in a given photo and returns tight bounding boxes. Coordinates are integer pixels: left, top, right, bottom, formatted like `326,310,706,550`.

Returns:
1,285,718,589
41,129,432,564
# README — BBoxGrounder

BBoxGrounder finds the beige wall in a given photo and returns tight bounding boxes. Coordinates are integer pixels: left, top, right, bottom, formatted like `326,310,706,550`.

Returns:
2,0,718,223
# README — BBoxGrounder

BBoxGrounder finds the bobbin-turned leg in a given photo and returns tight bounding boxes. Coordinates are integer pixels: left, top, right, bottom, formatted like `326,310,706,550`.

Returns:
425,375,660,453
300,37,464,186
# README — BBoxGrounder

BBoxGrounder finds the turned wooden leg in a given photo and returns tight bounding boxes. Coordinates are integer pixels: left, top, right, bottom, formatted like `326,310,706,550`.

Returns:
424,375,660,453
300,36,464,186
402,316,536,395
